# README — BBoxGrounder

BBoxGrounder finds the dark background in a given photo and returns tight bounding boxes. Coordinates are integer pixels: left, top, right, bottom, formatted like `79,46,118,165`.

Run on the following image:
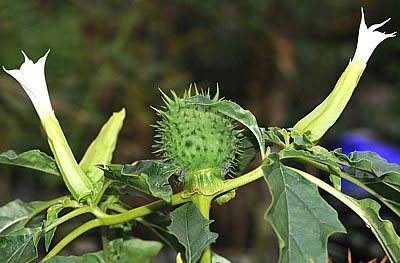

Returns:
1,1,400,262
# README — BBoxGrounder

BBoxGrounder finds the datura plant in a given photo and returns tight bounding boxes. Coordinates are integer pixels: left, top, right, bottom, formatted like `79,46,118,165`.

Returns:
0,8,400,263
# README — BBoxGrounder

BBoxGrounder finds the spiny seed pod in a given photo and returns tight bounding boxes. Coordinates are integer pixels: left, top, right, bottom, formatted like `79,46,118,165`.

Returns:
153,87,242,196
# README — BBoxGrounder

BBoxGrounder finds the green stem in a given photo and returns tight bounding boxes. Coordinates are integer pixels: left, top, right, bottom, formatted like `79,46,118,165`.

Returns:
41,219,103,262
191,195,213,263
101,227,110,262
222,166,264,192
106,204,128,213
286,166,396,263
22,196,69,227
97,166,265,226
44,165,266,260
287,167,364,217
289,157,400,216
44,206,93,232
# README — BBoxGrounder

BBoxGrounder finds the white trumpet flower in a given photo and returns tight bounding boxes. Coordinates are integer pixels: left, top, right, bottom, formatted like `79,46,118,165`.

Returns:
294,9,396,142
3,50,54,122
3,50,93,201
353,8,396,64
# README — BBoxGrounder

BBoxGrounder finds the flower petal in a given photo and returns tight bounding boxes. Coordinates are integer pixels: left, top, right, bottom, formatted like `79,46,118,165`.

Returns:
353,8,396,63
3,50,53,120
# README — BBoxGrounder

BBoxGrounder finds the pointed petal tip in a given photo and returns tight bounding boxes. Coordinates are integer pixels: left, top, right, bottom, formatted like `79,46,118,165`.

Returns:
38,49,51,64
354,8,395,63
19,50,35,65
21,50,27,58
369,17,392,31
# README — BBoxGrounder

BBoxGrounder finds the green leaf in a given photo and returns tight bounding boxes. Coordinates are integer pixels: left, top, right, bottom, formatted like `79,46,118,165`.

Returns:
44,198,80,251
264,127,287,147
349,198,400,262
108,238,163,263
343,176,400,217
0,227,43,263
279,147,342,176
263,161,346,263
0,150,60,176
334,150,400,216
80,109,125,186
329,174,341,191
139,212,184,253
43,252,105,263
0,199,47,234
291,167,400,263
234,130,259,176
184,95,266,158
289,129,314,148
100,160,178,202
167,203,218,263
337,151,400,179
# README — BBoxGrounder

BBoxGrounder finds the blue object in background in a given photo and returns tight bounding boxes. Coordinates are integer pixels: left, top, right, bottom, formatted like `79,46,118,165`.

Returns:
336,131,400,196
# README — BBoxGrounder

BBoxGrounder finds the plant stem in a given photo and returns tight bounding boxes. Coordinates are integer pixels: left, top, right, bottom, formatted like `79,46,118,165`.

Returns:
97,166,265,226
287,167,363,216
43,194,189,260
22,196,69,227
44,165,266,260
289,156,400,217
191,194,213,263
286,166,396,263
44,206,93,232
41,219,103,262
106,203,128,213
222,166,264,193
101,227,110,262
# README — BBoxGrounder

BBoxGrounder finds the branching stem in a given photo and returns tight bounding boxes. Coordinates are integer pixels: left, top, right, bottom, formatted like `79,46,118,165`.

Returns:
22,196,69,227
288,156,400,216
43,166,265,261
44,206,93,232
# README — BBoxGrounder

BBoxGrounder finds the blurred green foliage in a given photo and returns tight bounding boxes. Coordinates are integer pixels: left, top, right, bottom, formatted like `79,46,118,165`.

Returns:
1,0,400,261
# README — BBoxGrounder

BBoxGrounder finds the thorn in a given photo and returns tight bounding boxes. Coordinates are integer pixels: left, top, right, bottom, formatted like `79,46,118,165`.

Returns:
170,90,179,104
213,84,220,102
150,105,161,113
159,88,174,106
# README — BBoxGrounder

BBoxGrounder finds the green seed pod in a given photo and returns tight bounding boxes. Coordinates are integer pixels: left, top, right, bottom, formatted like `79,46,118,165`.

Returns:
153,88,242,196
